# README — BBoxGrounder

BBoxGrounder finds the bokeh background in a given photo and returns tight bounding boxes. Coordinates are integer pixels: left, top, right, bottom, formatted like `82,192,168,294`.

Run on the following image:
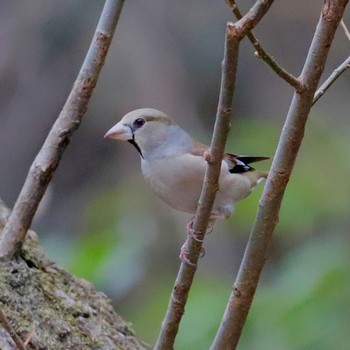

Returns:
1,1,349,349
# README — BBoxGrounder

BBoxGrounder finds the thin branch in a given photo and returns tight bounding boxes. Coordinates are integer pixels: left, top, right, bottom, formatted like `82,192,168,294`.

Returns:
226,0,304,92
313,18,350,105
153,23,238,350
340,19,350,40
154,1,274,349
233,0,274,34
0,0,126,260
0,306,26,350
313,55,350,105
210,1,349,349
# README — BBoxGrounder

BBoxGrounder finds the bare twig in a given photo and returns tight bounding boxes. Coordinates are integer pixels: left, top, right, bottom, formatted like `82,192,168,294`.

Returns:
340,19,350,40
0,0,126,260
154,1,275,349
153,23,238,350
313,18,350,105
313,55,350,105
0,306,26,350
210,1,349,349
226,0,304,91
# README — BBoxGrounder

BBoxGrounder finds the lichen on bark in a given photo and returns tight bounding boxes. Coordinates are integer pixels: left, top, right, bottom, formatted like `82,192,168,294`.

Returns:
0,209,148,350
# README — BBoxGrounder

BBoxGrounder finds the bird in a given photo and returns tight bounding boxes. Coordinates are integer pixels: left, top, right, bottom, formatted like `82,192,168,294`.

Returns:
104,108,269,233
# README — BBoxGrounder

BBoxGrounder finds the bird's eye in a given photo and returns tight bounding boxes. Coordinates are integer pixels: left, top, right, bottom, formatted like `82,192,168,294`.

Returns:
133,118,145,128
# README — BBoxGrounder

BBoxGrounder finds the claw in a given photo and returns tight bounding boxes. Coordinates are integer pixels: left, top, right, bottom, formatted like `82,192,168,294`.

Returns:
179,239,205,265
179,240,197,266
186,221,204,242
206,226,213,235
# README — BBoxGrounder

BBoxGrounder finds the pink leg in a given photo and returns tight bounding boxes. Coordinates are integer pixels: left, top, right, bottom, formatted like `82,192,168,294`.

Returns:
179,239,197,266
186,221,204,242
179,222,206,265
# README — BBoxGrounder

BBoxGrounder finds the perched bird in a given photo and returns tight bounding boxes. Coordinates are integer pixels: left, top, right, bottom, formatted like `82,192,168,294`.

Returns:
105,108,268,230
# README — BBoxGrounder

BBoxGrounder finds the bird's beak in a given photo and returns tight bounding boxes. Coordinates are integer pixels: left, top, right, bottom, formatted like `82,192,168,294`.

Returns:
104,121,133,141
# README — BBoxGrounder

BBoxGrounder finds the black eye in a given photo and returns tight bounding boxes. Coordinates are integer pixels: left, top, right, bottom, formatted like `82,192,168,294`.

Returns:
133,118,145,128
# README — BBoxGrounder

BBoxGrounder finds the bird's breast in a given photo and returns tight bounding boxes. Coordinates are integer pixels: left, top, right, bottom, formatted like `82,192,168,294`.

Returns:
140,154,258,218
141,154,207,214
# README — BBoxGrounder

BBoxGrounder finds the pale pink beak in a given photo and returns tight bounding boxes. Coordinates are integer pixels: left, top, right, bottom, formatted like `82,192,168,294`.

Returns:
104,121,133,141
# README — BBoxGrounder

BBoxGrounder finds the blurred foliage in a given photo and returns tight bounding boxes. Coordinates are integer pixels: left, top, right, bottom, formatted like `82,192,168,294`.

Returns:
43,116,350,349
240,235,350,350
125,235,350,350
1,1,349,349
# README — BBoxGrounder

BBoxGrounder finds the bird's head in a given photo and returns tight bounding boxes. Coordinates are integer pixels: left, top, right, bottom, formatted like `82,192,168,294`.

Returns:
105,108,191,159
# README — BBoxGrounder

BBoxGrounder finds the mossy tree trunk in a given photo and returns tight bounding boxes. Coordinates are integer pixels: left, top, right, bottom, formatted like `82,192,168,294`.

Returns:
0,202,148,350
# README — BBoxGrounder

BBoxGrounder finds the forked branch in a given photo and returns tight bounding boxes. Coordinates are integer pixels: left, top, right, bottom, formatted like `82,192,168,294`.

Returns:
226,0,304,91
313,54,350,105
210,1,349,349
154,1,275,349
313,19,350,105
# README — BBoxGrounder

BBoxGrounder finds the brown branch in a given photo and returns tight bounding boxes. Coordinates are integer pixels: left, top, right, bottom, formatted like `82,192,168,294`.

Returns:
233,0,274,35
153,24,238,349
226,0,304,91
313,18,350,105
313,55,350,105
153,1,274,349
210,1,349,349
0,306,26,350
0,0,126,260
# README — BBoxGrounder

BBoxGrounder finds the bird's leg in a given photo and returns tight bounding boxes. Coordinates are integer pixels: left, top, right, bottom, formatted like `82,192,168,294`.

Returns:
206,225,214,235
179,239,196,266
179,238,205,266
206,218,216,234
179,219,206,265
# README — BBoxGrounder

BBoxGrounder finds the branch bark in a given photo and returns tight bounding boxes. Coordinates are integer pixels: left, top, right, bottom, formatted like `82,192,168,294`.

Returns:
153,1,274,349
210,1,349,349
0,0,126,260
226,0,304,92
313,55,350,105
153,24,238,349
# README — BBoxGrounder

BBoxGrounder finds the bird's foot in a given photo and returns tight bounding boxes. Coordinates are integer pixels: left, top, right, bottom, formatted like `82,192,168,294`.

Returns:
179,239,205,266
179,240,196,266
206,226,214,235
186,221,204,242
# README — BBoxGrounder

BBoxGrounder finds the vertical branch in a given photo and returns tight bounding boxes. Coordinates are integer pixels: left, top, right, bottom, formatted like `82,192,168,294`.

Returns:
154,1,275,349
0,0,126,260
210,1,349,349
153,23,239,350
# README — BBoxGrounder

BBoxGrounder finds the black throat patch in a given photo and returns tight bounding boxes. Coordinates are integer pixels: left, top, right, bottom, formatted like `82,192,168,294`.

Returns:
128,138,144,159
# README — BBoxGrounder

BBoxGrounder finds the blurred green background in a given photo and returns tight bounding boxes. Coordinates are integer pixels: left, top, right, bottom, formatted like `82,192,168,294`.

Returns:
0,1,349,349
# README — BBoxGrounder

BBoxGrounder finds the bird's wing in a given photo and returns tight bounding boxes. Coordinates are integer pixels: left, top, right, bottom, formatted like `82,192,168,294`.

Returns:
190,141,269,174
224,153,270,174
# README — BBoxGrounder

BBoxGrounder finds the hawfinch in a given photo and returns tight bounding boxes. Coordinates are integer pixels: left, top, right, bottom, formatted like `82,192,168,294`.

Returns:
105,108,268,227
